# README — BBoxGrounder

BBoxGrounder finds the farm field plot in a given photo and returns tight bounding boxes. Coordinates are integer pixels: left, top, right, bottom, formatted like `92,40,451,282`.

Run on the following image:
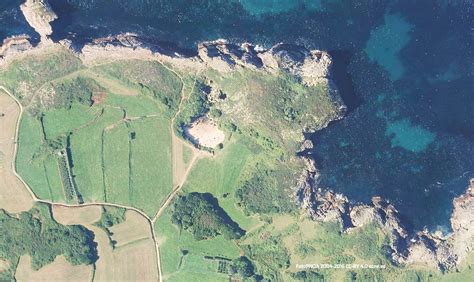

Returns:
108,239,159,281
52,205,159,281
42,103,100,140
14,255,93,282
92,220,159,281
155,212,240,281
172,134,196,187
182,138,260,230
16,113,56,200
104,92,164,118
16,111,85,203
69,107,124,202
109,210,152,247
128,117,173,216
52,205,102,225
0,92,34,213
103,123,131,205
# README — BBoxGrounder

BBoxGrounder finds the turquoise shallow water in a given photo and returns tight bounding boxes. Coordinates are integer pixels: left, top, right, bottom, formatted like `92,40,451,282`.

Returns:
2,0,473,232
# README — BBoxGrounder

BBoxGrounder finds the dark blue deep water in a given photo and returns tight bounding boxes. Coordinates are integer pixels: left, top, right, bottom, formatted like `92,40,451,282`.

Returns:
3,0,474,232
0,0,38,43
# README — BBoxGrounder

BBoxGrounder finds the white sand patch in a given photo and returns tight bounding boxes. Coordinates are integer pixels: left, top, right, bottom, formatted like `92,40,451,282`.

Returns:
184,117,225,149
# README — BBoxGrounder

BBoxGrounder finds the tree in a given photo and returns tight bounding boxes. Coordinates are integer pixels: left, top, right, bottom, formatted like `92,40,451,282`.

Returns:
232,256,255,278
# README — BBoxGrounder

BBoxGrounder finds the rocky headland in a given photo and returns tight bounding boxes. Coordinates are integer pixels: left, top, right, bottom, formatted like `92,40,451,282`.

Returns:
2,0,473,273
20,0,57,43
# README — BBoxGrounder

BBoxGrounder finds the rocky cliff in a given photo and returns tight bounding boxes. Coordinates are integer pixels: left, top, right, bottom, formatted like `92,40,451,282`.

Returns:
299,176,474,271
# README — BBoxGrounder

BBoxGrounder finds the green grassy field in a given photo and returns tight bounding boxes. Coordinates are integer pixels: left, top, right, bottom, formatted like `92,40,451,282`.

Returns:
155,212,240,281
104,93,164,117
129,117,172,216
69,107,123,202
16,113,52,199
42,103,99,139
103,123,131,205
182,137,261,231
42,156,66,202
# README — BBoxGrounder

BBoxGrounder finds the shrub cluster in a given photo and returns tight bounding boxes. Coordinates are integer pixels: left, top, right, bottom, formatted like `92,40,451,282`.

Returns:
235,167,296,215
53,77,98,109
0,205,98,278
171,192,245,240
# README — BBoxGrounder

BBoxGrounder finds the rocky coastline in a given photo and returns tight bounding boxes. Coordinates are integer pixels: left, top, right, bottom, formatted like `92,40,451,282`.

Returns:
2,0,473,272
297,158,474,271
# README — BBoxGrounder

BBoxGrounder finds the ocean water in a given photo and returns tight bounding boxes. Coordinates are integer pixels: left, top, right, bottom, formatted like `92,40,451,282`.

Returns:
0,0,38,43
2,0,473,232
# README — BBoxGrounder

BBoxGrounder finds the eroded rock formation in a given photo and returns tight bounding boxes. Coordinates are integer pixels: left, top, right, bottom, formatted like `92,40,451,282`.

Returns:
20,0,57,42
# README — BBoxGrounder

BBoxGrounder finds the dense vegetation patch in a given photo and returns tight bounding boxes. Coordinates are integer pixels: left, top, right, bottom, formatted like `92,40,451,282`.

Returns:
291,271,325,282
242,235,290,280
51,77,100,109
171,192,245,240
0,204,97,278
231,256,255,278
0,49,83,100
95,206,127,248
174,80,211,136
95,206,126,230
235,165,297,215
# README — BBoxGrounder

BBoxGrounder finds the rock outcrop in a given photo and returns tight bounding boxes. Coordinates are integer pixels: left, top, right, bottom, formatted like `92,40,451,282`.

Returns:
0,36,32,59
301,178,474,271
401,180,474,270
197,40,335,87
20,0,57,42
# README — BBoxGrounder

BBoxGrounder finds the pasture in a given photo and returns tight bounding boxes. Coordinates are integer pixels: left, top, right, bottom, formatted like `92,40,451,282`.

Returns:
2,48,180,217
155,212,240,281
182,137,261,231
128,117,172,216
16,112,57,200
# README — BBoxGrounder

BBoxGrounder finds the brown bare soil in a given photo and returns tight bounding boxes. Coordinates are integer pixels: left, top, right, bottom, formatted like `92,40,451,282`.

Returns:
15,255,93,282
92,225,159,282
0,92,34,213
0,259,10,273
184,118,225,149
52,205,102,225
109,210,152,247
